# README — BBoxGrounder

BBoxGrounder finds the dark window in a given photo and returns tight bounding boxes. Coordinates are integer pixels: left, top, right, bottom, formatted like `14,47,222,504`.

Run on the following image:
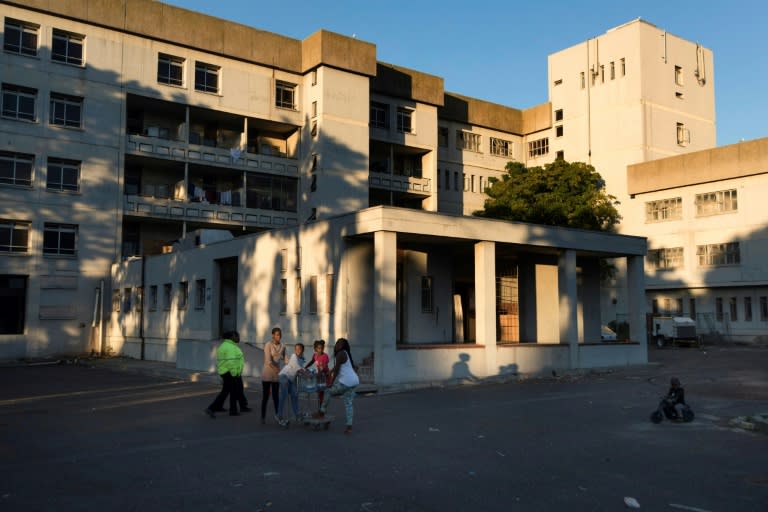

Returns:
46,158,80,192
51,29,84,66
370,102,389,129
195,62,219,93
0,151,33,187
158,54,184,86
50,93,82,128
3,19,37,56
2,83,36,121
276,81,296,109
0,275,27,334
0,220,30,253
43,223,77,256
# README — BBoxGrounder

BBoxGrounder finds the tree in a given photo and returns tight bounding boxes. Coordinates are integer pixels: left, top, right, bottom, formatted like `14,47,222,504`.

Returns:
474,160,621,232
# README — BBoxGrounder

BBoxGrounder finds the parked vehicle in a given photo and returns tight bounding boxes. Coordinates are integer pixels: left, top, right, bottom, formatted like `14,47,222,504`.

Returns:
651,316,699,348
601,324,618,341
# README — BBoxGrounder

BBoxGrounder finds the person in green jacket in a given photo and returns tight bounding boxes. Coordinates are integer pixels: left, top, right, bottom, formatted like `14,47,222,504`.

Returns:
205,331,251,417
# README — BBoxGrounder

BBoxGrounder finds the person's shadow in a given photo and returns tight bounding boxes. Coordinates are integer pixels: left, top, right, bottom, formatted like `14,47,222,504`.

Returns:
451,353,478,382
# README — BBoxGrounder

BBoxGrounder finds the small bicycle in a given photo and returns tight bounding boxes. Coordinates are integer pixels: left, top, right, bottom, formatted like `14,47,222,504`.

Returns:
650,397,694,424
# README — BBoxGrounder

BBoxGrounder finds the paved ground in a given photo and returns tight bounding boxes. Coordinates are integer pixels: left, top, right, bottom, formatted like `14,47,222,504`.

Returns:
1,344,767,511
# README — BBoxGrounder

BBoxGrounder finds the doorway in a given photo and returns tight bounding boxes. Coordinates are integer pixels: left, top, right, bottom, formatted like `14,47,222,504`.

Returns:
216,258,238,337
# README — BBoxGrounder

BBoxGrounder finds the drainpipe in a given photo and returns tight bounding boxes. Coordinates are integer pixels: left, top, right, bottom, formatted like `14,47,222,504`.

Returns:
140,255,146,360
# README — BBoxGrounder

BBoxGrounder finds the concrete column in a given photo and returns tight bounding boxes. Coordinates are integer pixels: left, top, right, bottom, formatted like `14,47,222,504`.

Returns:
627,255,647,349
558,249,579,368
373,231,397,383
474,241,496,377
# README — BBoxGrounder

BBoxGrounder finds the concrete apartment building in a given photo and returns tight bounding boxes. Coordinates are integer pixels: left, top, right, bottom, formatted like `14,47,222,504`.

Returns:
0,0,761,381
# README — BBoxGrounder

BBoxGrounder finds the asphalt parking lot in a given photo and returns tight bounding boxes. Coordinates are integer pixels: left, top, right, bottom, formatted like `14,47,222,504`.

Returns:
1,344,766,512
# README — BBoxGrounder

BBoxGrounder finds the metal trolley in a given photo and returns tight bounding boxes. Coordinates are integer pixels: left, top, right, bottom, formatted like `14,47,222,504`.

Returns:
296,370,333,430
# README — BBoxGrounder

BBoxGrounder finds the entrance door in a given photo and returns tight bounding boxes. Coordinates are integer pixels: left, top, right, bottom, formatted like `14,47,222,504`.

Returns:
0,275,27,334
216,258,237,336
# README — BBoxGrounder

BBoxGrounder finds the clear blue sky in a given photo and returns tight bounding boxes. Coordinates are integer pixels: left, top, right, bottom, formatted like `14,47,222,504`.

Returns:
165,0,766,147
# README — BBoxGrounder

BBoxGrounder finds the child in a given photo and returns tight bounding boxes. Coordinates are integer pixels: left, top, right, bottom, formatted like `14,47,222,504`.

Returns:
305,340,330,409
662,377,686,420
277,343,306,426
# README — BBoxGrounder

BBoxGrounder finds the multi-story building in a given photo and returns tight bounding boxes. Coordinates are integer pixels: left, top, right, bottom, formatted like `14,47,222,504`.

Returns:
627,137,768,344
6,0,754,381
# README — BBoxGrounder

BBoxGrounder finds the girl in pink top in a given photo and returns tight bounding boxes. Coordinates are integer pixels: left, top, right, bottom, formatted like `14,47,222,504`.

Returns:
305,339,330,407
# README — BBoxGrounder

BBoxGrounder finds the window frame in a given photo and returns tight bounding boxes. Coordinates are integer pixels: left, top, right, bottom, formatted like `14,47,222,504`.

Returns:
42,222,78,257
645,197,682,222
3,19,38,57
149,285,158,311
178,281,188,310
528,138,549,158
676,122,690,146
370,102,389,129
490,137,513,157
46,157,80,192
157,53,184,87
421,276,433,313
195,279,206,309
647,247,684,270
49,92,83,128
396,108,414,134
456,130,481,152
0,151,34,187
697,242,740,267
194,62,220,94
162,283,172,310
275,81,297,110
51,29,84,66
0,219,30,253
695,189,737,216
2,83,36,122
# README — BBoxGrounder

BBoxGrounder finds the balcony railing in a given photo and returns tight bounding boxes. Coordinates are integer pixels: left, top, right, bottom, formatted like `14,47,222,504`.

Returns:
369,175,431,195
126,134,299,175
123,195,298,229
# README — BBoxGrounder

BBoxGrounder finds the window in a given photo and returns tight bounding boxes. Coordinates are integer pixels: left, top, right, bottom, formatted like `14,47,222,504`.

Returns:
280,278,287,314
555,125,563,137
112,290,121,312
123,288,132,313
149,285,158,311
528,138,549,158
729,297,738,321
652,299,659,315
2,84,36,121
580,72,585,89
309,275,318,314
600,65,605,83
674,65,683,86
0,220,30,253
620,58,626,76
46,158,80,192
695,189,737,216
157,54,184,86
311,101,317,118
311,70,317,86
178,281,188,309
645,197,682,222
444,169,450,190
51,29,84,66
553,79,562,86
195,279,205,309
647,247,683,270
715,297,723,322
3,19,38,56
689,298,696,320
454,171,459,191
456,130,480,152
294,277,302,314
276,81,296,109
676,122,690,146
556,150,564,160
194,62,219,93
610,61,615,80
421,276,433,313
554,109,563,122
396,108,413,133
745,296,752,322
370,102,389,129
490,137,513,157
761,297,768,322
0,151,33,187
245,174,298,212
49,93,82,128
326,273,334,314
676,298,684,315
43,223,77,256
697,242,740,266
438,127,449,148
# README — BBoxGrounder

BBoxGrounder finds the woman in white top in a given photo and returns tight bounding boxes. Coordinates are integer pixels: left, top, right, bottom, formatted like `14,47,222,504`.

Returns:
313,338,359,434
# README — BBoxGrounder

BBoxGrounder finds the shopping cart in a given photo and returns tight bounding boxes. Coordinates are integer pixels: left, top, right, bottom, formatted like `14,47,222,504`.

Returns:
296,370,333,430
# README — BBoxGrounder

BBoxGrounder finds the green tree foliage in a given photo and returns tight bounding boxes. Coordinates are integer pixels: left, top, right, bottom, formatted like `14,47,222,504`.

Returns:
474,160,621,232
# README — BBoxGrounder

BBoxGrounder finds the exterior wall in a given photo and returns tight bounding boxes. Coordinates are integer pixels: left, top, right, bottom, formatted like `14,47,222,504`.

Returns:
627,138,768,342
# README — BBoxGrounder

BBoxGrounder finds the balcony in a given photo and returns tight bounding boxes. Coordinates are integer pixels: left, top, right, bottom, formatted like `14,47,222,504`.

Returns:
123,194,298,229
369,174,431,195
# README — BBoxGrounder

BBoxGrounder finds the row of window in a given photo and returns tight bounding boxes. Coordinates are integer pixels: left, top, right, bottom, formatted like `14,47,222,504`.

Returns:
1,151,80,191
0,221,77,256
437,169,488,194
652,296,768,323
2,83,83,127
645,189,737,223
4,17,301,110
114,280,206,313
647,242,741,270
570,58,627,89
4,18,83,65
